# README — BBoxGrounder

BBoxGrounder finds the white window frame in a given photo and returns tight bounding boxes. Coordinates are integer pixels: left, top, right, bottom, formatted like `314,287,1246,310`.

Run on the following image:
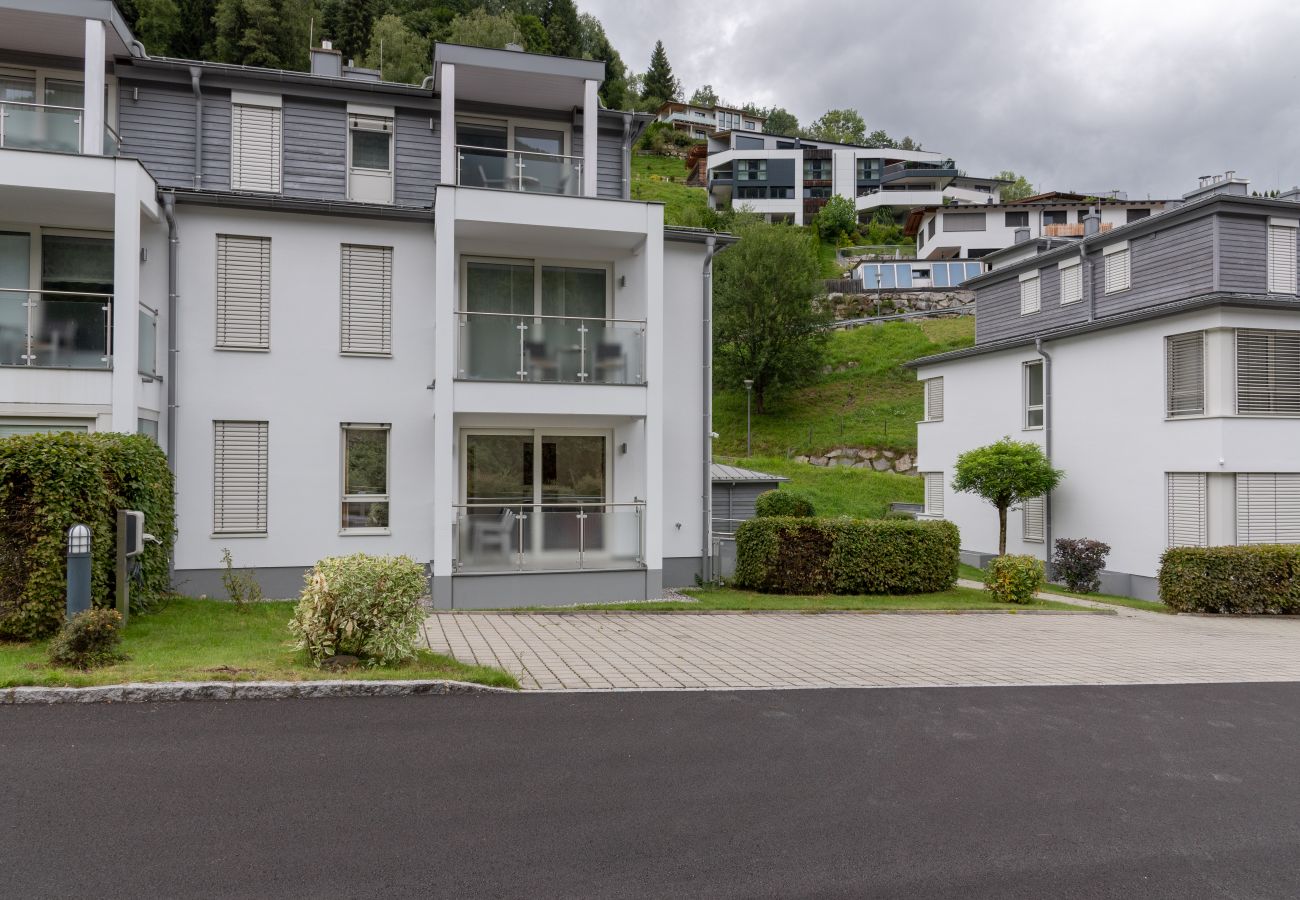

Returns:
923,377,943,422
1022,495,1045,543
1165,331,1206,418
1058,257,1082,305
1019,270,1041,315
1235,473,1300,545
214,234,271,351
340,423,391,535
1024,359,1045,430
458,255,612,318
922,472,944,518
0,417,93,436
0,64,118,131
346,103,395,204
1235,328,1300,417
1102,240,1130,294
212,419,269,537
230,91,283,194
339,243,393,356
1166,472,1207,548
1266,217,1298,295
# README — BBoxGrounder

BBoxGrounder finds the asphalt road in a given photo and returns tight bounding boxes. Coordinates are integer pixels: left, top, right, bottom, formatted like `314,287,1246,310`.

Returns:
4,684,1300,899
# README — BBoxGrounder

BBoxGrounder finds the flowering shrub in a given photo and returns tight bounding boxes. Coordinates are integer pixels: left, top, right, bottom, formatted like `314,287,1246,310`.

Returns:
984,554,1044,605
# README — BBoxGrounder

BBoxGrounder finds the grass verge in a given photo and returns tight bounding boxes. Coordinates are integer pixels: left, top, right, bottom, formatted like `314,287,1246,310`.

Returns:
0,598,519,689
531,584,1089,613
958,563,1170,613
720,453,921,519
630,152,708,226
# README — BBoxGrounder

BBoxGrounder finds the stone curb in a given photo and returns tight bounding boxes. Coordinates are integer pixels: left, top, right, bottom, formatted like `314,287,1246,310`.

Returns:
1,679,514,705
449,608,1114,616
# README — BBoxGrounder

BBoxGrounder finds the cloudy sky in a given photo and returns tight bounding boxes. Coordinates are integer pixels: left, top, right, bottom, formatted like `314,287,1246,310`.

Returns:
584,0,1300,200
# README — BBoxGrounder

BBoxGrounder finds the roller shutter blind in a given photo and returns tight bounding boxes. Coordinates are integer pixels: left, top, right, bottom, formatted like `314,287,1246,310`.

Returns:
1022,496,1045,542
1267,222,1298,294
1236,473,1300,544
924,472,944,517
943,212,986,232
340,244,393,355
231,102,282,193
1019,273,1041,315
1165,332,1205,417
215,235,271,349
1059,260,1082,304
1103,248,1130,293
924,377,944,421
214,421,268,534
1166,472,1207,548
1236,329,1300,415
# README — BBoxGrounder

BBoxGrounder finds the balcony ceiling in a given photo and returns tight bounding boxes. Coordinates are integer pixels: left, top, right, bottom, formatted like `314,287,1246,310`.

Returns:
0,184,113,228
456,219,645,253
452,65,587,111
0,7,132,60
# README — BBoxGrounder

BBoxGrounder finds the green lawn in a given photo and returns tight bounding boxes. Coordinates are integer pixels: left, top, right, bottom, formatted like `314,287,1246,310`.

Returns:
0,599,519,689
817,237,846,278
958,563,1171,613
551,585,1088,613
630,152,709,226
723,454,921,519
713,317,975,458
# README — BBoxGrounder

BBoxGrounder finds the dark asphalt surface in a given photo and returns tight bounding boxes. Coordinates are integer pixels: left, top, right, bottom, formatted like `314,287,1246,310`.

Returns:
4,684,1300,899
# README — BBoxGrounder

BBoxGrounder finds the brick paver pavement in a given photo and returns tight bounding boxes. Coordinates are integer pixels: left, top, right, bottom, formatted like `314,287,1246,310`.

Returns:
423,605,1300,691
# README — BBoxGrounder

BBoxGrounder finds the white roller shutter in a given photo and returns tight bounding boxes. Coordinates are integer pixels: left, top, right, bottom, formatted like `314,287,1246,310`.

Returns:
231,99,282,193
216,235,271,349
924,377,944,422
1059,259,1082,304
1165,331,1205,417
924,472,944,517
214,420,268,534
1019,271,1040,315
1236,329,1300,415
340,244,393,355
1236,473,1300,544
1022,496,1045,542
1267,219,1298,294
1167,472,1207,548
1103,244,1130,294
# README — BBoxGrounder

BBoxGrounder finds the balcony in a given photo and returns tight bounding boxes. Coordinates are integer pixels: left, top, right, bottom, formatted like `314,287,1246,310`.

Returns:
880,159,956,185
1045,223,1115,237
0,101,119,156
0,288,112,369
454,502,645,572
456,145,583,196
456,311,645,384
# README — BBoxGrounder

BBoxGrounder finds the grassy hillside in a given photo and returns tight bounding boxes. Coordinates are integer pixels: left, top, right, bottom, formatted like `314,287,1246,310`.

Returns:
713,317,974,458
630,153,708,226
724,454,923,518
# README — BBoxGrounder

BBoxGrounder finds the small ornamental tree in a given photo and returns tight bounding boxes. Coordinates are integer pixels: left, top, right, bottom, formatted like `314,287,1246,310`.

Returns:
952,437,1064,556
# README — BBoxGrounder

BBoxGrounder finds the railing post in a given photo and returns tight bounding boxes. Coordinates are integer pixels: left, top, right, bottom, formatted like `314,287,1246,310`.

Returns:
516,507,527,570
577,507,586,569
23,289,34,365
577,319,588,382
516,319,528,380
103,297,113,366
638,325,646,383
0,104,6,148
515,152,524,192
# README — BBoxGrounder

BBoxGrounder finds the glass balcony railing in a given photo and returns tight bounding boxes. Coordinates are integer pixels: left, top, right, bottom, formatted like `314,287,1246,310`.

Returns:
0,102,120,156
456,144,583,195
138,304,158,377
0,288,112,369
456,311,645,384
454,502,645,572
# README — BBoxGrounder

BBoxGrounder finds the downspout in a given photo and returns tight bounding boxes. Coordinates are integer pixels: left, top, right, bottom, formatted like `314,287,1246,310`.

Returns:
620,112,633,199
1035,337,1053,579
1082,241,1092,322
163,192,179,476
701,234,717,583
189,67,203,189
130,39,148,59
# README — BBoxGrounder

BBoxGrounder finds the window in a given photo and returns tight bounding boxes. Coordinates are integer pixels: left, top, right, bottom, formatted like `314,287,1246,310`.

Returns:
923,472,944,517
1167,473,1207,547
1042,210,1068,226
1267,218,1298,294
1022,496,1045,542
341,424,389,531
1236,473,1300,544
856,158,881,181
0,418,90,437
1058,258,1082,304
735,159,766,181
927,218,936,239
1024,360,1044,428
803,159,830,180
803,186,831,199
215,235,271,350
1166,332,1205,417
923,377,943,422
1126,208,1151,224
340,244,393,356
348,109,394,204
1019,271,1041,315
213,420,268,535
1005,211,1029,228
943,212,986,232
1236,329,1300,415
230,93,282,193
1103,242,1130,293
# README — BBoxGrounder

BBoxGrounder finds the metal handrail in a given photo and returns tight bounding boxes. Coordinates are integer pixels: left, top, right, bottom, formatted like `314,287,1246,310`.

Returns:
455,309,646,326
454,501,646,509
0,100,85,113
453,501,645,572
457,309,646,384
0,287,113,368
0,287,114,298
455,143,585,163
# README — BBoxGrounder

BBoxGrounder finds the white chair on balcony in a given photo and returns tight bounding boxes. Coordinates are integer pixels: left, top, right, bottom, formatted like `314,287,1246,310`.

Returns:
470,508,517,558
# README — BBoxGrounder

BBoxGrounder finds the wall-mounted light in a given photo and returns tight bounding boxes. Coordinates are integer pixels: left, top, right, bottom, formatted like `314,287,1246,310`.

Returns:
139,248,147,263
618,275,626,288
619,442,627,455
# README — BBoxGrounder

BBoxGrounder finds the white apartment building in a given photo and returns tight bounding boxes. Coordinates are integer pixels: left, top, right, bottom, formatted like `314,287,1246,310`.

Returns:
0,3,726,608
910,180,1300,600
655,100,763,139
704,130,1004,225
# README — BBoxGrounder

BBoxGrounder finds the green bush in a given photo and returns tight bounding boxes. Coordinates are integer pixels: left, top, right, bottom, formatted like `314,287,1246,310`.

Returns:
289,554,427,667
0,432,174,639
47,608,127,670
754,489,815,518
733,516,959,595
1052,538,1111,594
1159,545,1300,614
984,555,1044,604
636,121,698,154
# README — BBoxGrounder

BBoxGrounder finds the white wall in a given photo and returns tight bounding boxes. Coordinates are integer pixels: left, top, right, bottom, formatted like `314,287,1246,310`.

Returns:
916,306,1300,579
661,242,706,564
918,205,1165,258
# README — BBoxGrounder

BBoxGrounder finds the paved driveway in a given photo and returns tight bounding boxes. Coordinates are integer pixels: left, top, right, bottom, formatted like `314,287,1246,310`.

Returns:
423,606,1300,690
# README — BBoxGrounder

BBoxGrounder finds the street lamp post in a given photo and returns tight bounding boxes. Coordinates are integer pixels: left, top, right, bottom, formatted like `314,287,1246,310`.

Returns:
743,379,754,458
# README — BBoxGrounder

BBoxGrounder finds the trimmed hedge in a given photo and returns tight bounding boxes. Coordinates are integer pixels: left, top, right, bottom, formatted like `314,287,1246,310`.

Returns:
0,432,174,638
1159,545,1300,614
733,516,959,595
754,489,815,518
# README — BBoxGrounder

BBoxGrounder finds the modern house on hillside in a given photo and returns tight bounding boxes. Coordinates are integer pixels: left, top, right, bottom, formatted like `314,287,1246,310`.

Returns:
655,100,763,139
909,175,1300,600
905,191,1170,260
703,130,1005,226
0,0,727,608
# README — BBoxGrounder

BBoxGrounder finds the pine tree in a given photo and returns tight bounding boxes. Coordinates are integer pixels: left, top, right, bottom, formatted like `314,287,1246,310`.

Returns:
331,0,378,63
172,0,217,58
543,0,582,58
640,40,680,107
213,0,312,70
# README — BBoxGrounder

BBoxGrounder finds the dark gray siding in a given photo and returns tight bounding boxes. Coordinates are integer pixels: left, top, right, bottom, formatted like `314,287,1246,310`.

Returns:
394,108,438,208
596,128,624,199
974,264,1091,344
200,88,231,192
283,98,346,200
1219,214,1268,293
712,482,775,534
118,81,195,186
767,158,796,188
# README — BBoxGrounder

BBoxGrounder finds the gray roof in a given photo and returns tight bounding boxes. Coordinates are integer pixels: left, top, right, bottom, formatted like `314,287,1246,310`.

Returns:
710,463,788,484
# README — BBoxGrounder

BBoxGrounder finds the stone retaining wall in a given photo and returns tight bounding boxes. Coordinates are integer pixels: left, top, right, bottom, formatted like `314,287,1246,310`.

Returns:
793,447,917,476
824,289,973,321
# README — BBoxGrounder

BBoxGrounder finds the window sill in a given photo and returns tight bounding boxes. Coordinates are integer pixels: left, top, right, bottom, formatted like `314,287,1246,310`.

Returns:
211,532,267,539
340,528,391,536
214,346,271,353
1022,426,1044,432
340,351,393,359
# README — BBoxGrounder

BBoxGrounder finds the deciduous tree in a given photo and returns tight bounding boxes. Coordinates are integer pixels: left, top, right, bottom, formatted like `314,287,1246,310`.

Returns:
806,108,866,145
952,437,1064,556
363,14,430,85
997,170,1035,201
444,8,523,49
690,84,719,106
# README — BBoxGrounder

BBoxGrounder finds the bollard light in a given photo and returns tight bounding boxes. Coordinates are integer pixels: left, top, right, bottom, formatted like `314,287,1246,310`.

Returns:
68,524,91,555
66,523,92,618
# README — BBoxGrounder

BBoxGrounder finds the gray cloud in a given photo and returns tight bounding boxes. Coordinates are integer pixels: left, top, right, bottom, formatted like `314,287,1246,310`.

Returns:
586,0,1300,198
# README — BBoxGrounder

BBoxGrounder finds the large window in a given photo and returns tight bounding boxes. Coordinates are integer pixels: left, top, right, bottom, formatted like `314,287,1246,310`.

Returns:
1236,473,1300,544
1166,472,1207,548
1166,332,1205,417
1267,218,1298,294
1005,211,1029,228
943,212,986,232
213,420,269,535
341,424,389,532
215,235,271,350
456,119,575,195
340,244,393,356
230,93,283,193
1236,329,1300,415
1042,210,1068,226
803,159,831,180
735,159,767,181
857,158,881,182
1024,360,1044,429
347,110,394,204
